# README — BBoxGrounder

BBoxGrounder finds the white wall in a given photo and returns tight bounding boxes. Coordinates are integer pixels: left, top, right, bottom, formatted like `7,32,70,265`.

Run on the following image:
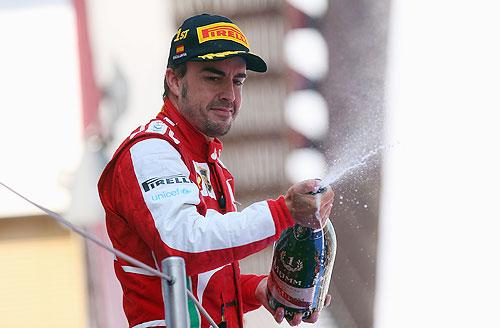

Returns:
85,0,175,153
0,0,83,217
376,1,500,327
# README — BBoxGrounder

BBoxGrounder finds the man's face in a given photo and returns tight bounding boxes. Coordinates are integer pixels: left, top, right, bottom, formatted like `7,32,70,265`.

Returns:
177,57,247,137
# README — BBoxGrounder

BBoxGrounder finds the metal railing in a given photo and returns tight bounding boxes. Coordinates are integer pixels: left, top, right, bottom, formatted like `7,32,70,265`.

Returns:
0,182,219,328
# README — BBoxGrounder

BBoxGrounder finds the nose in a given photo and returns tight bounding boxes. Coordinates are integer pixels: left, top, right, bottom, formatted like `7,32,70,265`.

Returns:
218,79,236,103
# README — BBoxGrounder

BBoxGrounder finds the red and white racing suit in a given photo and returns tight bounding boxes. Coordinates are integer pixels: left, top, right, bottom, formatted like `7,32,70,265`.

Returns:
98,99,294,327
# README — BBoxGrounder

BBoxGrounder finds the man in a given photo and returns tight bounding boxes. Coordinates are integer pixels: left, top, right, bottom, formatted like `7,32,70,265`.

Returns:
98,13,334,328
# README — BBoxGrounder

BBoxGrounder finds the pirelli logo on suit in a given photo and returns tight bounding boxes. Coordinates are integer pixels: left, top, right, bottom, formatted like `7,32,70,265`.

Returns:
141,175,190,192
197,22,249,48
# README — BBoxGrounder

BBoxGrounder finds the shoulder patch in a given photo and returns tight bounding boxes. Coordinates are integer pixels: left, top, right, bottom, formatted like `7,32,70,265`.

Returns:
128,119,180,145
146,120,168,134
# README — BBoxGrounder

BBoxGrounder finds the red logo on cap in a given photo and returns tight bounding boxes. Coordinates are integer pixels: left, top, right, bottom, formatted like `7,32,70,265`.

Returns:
197,22,249,48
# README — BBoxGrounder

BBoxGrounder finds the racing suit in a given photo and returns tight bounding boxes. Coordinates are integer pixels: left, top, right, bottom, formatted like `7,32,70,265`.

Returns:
98,98,294,327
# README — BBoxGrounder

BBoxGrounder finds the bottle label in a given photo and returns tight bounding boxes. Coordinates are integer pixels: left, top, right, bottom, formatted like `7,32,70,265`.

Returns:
267,269,315,308
267,221,337,320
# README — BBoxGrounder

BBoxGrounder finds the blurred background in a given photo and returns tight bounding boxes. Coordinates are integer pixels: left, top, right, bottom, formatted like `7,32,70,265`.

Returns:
1,0,499,327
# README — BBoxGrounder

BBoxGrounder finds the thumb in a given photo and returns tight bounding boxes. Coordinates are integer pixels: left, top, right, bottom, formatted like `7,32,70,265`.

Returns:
296,179,321,194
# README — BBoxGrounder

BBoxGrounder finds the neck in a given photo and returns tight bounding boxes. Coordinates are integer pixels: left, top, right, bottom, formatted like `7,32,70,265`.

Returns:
163,96,213,142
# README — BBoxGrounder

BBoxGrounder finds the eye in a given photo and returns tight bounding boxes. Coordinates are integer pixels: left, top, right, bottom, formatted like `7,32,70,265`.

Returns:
234,80,244,86
205,76,220,82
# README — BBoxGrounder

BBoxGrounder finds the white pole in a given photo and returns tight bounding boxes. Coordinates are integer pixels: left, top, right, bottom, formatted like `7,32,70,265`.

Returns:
162,257,190,328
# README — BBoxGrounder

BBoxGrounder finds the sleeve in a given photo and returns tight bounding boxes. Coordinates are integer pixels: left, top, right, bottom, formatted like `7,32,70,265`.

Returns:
115,137,294,275
240,274,267,313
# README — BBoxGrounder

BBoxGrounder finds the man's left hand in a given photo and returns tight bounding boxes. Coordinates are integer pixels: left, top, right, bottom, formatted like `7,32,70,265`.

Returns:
255,277,332,326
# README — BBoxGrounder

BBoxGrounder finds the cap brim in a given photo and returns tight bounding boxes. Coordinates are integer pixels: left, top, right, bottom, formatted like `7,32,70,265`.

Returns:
239,52,267,73
193,51,267,73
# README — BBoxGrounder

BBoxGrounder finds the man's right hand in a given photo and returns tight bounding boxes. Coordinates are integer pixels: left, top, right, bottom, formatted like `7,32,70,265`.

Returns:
255,277,333,326
284,179,334,229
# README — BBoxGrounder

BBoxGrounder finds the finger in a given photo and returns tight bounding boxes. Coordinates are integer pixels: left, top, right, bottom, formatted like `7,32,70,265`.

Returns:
286,313,303,326
319,199,333,215
320,188,334,206
318,191,334,212
256,280,285,323
274,307,284,323
307,199,334,228
259,295,284,323
324,294,332,307
320,204,333,222
292,312,304,326
260,296,278,317
301,295,333,324
260,299,273,314
288,312,303,326
319,202,333,222
303,310,319,323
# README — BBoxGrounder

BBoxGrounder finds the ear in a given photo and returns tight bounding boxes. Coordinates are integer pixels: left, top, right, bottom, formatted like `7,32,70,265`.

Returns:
165,67,182,98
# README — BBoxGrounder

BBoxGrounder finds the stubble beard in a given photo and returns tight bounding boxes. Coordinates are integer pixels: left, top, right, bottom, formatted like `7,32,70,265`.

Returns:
180,83,234,137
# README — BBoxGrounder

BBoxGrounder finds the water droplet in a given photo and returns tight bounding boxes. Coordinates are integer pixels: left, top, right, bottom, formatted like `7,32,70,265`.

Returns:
339,201,343,205
364,204,368,208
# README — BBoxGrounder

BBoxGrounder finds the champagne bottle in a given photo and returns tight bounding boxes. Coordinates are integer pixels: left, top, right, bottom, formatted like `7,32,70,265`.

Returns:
266,219,337,320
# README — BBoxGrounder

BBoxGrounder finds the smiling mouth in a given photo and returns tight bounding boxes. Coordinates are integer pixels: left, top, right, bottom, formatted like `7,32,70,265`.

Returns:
210,107,233,117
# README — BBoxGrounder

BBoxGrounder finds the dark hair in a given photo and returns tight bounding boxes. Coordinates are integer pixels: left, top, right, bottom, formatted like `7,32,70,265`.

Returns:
163,63,188,99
